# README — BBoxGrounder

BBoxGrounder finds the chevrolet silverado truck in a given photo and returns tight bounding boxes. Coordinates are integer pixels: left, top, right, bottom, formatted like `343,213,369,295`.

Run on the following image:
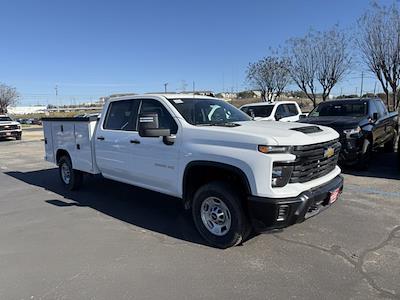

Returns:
299,98,398,168
240,101,303,122
42,94,343,248
0,115,22,140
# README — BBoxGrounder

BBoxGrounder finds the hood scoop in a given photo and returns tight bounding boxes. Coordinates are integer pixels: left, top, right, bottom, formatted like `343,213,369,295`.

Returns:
290,126,323,134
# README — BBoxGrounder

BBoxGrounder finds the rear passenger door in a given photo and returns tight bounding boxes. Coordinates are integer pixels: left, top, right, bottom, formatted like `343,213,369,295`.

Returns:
95,99,140,182
280,104,300,122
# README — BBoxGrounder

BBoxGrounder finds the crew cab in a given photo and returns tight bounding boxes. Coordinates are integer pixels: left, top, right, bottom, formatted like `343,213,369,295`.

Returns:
240,101,302,122
299,98,398,168
42,94,343,248
0,115,22,140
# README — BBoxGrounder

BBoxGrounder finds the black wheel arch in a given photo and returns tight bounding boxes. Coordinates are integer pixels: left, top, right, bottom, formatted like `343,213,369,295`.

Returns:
56,149,71,166
182,161,252,209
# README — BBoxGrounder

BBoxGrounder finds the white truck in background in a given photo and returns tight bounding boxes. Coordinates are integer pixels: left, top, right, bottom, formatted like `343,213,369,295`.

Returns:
240,101,303,122
42,94,343,248
0,115,22,140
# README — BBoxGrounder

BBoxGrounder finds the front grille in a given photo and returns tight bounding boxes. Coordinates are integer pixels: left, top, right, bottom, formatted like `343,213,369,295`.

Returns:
0,124,19,131
289,139,341,183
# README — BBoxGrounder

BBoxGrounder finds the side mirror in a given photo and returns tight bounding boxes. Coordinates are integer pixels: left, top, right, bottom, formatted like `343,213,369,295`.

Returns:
275,114,282,121
138,113,170,138
299,114,307,119
372,112,378,121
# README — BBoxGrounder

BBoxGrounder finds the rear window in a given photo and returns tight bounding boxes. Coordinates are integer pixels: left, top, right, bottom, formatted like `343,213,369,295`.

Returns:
309,101,368,117
241,105,273,118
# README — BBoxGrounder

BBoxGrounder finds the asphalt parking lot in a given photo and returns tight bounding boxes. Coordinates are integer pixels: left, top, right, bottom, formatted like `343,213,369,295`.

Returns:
0,129,399,300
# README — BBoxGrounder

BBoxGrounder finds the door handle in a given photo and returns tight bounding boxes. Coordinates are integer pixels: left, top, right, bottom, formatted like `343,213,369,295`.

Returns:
130,139,140,144
97,136,105,141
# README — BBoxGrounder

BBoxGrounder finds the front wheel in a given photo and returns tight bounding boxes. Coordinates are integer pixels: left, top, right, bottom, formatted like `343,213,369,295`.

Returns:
192,181,250,249
58,156,83,190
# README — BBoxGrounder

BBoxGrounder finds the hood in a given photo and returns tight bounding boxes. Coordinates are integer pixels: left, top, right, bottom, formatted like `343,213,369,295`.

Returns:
187,120,339,147
0,121,20,126
299,116,364,133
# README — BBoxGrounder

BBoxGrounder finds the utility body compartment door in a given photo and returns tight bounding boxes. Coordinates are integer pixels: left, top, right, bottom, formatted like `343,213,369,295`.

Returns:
43,121,55,163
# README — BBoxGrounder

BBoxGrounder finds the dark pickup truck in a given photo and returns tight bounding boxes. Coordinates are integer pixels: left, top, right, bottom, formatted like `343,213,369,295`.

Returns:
299,98,398,168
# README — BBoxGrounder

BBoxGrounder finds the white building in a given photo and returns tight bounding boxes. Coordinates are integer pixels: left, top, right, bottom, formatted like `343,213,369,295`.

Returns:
7,106,47,115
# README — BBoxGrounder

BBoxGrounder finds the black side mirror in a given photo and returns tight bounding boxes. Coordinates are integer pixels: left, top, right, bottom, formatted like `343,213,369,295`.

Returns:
372,112,378,121
275,114,282,121
138,113,170,138
299,114,307,119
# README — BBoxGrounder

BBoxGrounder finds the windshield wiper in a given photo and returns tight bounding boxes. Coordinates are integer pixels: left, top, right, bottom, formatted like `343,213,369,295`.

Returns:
196,122,240,127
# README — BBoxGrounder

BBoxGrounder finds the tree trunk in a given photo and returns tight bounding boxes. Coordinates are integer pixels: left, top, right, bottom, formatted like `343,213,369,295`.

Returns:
261,90,267,102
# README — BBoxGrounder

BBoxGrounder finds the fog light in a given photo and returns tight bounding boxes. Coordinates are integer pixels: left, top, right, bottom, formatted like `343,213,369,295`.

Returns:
277,205,290,221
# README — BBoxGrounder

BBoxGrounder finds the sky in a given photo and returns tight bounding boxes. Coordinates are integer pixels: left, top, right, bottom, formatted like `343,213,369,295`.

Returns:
0,0,395,106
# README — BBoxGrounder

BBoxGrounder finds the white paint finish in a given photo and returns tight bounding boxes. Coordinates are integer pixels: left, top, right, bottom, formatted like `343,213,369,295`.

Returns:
43,94,341,200
240,101,302,122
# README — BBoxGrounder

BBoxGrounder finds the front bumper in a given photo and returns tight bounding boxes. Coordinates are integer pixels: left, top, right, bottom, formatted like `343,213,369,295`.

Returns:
247,175,344,232
0,130,21,138
338,135,365,165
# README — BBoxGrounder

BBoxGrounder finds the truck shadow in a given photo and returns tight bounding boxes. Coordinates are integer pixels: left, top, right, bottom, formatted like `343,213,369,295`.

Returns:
5,168,209,247
341,151,400,180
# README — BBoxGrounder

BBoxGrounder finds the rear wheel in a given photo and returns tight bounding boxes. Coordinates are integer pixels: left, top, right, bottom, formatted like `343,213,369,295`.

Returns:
356,139,372,170
192,181,250,249
58,156,83,190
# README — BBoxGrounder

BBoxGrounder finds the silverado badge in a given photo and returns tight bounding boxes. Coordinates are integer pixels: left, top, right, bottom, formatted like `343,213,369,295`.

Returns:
324,147,335,159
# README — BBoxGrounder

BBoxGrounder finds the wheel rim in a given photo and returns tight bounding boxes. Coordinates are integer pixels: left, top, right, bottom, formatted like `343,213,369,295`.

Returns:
200,197,232,236
61,162,71,184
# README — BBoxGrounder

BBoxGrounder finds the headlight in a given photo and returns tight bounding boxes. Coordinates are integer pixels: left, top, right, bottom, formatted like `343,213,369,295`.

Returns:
271,163,293,187
343,126,361,137
258,145,291,154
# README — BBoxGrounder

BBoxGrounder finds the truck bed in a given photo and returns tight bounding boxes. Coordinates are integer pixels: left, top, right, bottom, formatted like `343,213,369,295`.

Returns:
42,116,100,174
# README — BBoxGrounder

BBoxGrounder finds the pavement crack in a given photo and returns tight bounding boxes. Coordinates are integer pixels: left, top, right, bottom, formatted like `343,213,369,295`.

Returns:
273,225,400,299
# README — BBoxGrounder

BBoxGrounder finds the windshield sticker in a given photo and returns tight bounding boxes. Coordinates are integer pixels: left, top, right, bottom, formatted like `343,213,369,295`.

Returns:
173,99,184,104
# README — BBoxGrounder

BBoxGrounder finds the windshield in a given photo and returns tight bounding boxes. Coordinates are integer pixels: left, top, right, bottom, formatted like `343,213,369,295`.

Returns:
309,101,368,117
241,105,273,118
168,98,251,125
0,116,12,121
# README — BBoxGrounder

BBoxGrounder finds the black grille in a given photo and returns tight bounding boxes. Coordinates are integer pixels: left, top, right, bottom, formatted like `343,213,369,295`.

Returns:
289,139,341,183
0,124,19,131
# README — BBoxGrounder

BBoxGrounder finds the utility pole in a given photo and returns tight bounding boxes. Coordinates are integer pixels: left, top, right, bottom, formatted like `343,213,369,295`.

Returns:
163,83,168,93
55,85,59,110
360,72,364,97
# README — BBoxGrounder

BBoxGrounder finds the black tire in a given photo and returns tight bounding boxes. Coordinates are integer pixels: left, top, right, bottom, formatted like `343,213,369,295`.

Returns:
384,134,396,152
356,140,372,170
58,156,83,191
15,134,22,140
192,181,251,249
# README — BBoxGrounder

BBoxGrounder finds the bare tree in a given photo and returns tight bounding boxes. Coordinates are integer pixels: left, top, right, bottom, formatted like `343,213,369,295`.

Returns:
287,27,351,107
246,56,291,101
0,83,19,114
358,2,400,111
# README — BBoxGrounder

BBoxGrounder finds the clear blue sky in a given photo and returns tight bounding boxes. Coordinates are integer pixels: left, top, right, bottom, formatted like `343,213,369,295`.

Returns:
0,0,394,106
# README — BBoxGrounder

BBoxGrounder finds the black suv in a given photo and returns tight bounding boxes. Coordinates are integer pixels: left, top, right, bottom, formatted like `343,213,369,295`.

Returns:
299,98,398,168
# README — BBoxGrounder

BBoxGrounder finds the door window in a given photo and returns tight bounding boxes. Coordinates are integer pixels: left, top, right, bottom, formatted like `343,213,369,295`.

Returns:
275,105,286,118
139,99,178,134
286,104,299,116
103,100,140,131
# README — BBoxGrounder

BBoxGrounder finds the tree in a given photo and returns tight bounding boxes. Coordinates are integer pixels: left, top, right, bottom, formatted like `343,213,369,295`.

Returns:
358,2,400,111
0,83,19,114
287,27,351,107
246,56,291,102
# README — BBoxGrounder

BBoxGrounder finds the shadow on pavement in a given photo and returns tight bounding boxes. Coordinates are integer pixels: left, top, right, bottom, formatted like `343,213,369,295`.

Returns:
6,168,208,246
341,151,400,180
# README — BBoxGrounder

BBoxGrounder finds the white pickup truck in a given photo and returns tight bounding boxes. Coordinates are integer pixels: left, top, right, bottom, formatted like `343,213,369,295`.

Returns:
0,115,22,140
43,94,343,248
240,101,303,122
